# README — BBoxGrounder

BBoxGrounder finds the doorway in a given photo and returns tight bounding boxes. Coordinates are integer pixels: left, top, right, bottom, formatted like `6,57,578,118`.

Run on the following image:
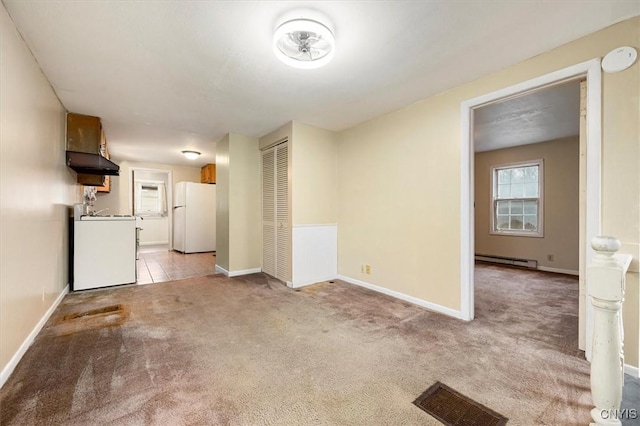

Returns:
460,59,602,360
130,168,173,253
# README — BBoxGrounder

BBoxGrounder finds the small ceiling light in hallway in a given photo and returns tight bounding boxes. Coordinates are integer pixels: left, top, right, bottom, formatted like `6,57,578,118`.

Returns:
273,18,335,69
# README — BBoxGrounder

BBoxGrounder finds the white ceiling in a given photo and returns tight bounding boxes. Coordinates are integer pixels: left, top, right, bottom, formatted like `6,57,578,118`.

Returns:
474,81,581,152
4,1,638,166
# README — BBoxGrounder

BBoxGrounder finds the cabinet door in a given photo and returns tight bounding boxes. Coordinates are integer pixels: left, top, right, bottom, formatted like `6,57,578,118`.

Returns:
66,113,101,153
200,164,216,183
97,176,110,193
77,174,106,186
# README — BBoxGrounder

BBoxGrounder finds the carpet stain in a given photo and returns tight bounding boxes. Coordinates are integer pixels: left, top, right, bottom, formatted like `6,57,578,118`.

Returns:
50,304,129,336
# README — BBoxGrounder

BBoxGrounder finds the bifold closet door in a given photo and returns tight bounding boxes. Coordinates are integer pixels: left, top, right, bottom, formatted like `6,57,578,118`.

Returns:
262,142,289,282
275,143,289,282
262,148,276,277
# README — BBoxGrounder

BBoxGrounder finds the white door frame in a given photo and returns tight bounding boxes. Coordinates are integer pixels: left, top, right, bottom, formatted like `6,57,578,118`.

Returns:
129,167,174,249
459,58,602,358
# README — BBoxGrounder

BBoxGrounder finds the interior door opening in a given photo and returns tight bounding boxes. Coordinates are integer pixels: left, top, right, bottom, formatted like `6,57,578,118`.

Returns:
471,79,583,354
460,59,602,361
130,168,173,254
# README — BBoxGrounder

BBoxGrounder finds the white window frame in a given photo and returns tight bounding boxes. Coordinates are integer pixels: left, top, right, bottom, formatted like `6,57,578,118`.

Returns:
490,159,544,238
134,180,167,217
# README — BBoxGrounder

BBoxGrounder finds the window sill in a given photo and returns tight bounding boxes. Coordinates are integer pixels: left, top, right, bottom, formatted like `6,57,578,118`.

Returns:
490,230,544,238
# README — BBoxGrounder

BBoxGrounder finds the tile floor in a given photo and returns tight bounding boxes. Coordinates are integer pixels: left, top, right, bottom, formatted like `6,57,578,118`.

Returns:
136,248,216,284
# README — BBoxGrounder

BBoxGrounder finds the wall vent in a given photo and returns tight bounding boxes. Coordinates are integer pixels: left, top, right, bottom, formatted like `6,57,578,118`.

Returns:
475,254,538,270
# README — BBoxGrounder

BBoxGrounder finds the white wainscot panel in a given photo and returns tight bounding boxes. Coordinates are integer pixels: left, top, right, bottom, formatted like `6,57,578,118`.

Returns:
292,224,337,288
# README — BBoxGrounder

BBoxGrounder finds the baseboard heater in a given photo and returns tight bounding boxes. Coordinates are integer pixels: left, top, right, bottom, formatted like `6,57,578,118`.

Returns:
475,254,538,270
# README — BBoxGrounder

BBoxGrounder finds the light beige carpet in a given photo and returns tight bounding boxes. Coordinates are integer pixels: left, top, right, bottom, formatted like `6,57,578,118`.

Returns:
0,264,590,425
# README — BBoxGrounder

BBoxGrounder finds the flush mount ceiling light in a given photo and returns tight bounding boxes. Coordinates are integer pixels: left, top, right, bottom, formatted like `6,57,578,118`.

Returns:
273,18,335,69
181,150,201,160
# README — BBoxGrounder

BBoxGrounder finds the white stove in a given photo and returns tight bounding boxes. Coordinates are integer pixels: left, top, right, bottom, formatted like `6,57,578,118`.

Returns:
73,214,136,290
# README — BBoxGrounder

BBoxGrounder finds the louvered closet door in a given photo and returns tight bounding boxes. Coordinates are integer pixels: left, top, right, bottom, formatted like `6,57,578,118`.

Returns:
262,148,276,277
261,142,289,282
275,143,289,282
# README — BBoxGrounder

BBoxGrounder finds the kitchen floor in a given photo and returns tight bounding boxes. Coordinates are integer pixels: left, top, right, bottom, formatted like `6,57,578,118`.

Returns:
136,249,216,284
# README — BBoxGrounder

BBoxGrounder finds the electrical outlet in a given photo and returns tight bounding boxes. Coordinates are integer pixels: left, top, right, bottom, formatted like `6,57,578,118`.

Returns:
361,264,365,273
547,254,554,262
365,264,371,275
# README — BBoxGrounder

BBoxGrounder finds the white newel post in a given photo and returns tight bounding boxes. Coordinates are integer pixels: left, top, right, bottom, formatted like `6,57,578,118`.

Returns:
588,236,628,426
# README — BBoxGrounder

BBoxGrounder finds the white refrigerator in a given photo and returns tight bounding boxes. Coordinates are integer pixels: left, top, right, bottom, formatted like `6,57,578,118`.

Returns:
173,182,216,253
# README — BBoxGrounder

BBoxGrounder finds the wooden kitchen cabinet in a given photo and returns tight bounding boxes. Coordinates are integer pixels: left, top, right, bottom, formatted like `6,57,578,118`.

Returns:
201,164,216,184
67,112,111,191
95,137,111,192
66,113,103,154
77,174,107,187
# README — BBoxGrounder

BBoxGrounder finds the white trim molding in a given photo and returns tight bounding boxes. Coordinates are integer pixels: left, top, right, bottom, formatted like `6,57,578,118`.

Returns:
460,58,602,327
215,265,262,277
337,275,466,320
215,265,229,276
624,363,639,378
287,280,324,289
139,241,170,246
1,285,69,388
537,266,579,276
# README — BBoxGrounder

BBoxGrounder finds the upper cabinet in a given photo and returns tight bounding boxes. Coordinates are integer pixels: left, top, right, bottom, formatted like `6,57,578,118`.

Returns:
201,164,216,184
66,112,114,192
66,113,103,154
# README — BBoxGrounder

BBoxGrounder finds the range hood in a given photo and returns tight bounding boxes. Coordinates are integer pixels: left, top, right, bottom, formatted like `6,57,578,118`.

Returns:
66,151,120,176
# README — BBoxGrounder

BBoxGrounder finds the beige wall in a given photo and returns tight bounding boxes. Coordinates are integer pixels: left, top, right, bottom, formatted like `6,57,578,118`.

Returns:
228,134,261,272
215,133,261,273
215,135,230,271
0,4,81,375
475,137,579,272
291,122,338,225
337,17,639,366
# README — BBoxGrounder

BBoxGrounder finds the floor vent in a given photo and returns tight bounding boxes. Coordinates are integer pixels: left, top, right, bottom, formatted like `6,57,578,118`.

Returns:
475,254,537,270
414,381,508,425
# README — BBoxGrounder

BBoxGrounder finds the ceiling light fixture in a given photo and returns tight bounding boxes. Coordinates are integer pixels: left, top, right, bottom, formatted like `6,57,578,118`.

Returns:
181,150,201,160
273,18,335,69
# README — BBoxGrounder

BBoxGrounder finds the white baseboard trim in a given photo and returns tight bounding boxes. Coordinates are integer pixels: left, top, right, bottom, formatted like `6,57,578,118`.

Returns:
288,276,336,289
625,363,639,378
1,284,69,388
214,265,262,277
292,223,338,228
215,265,229,276
139,241,169,246
229,268,262,277
337,275,467,320
537,266,579,276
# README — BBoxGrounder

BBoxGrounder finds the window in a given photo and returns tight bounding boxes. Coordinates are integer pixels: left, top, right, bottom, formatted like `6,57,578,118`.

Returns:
134,181,167,217
490,160,543,237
